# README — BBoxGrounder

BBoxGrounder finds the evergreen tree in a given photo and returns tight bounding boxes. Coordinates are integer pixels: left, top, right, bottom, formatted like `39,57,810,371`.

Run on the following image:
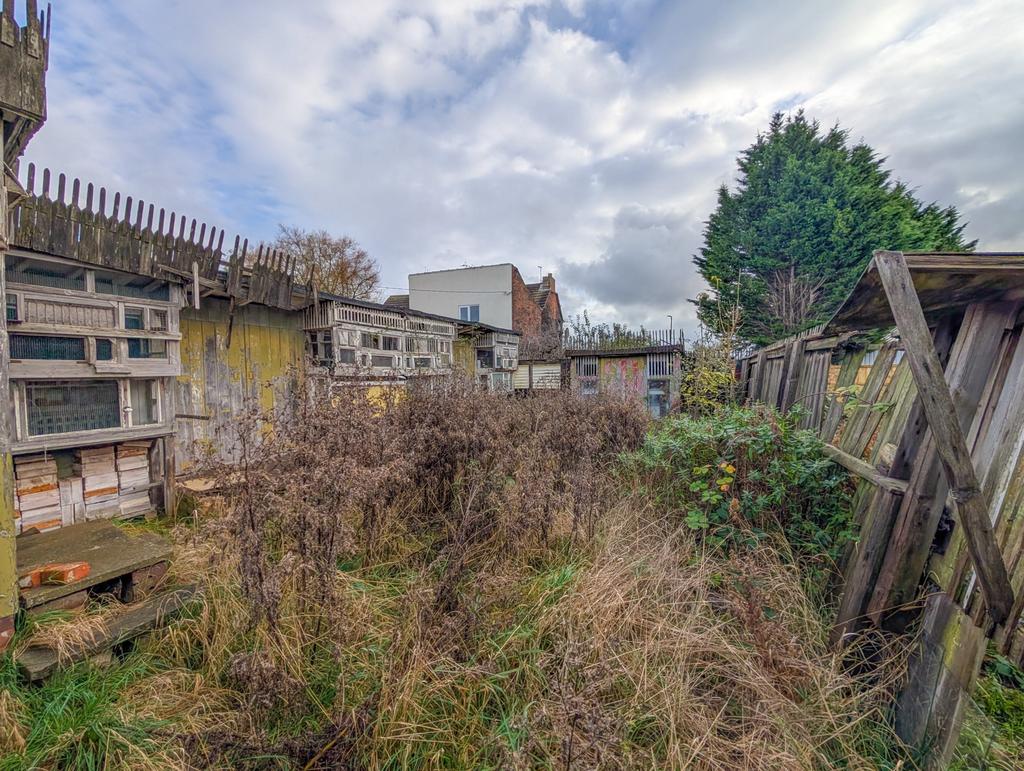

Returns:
694,111,973,345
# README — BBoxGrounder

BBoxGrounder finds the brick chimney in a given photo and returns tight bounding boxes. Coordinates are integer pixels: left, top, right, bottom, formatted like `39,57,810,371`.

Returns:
542,273,555,292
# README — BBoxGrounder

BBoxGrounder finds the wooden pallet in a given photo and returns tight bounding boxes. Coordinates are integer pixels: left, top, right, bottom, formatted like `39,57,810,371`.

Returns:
16,519,171,611
16,586,197,682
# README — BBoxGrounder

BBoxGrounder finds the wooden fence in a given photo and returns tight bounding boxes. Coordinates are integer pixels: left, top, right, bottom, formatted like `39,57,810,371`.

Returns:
9,164,299,310
736,252,1024,766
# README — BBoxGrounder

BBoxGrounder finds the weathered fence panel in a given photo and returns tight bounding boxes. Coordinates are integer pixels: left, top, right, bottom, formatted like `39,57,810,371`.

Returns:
735,250,1024,767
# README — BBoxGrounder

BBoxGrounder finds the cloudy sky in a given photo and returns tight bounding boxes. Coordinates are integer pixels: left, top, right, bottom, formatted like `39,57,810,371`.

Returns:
21,0,1024,335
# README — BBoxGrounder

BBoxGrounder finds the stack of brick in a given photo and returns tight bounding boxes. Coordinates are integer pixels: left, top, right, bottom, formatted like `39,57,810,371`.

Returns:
73,446,120,520
116,441,152,517
13,455,62,533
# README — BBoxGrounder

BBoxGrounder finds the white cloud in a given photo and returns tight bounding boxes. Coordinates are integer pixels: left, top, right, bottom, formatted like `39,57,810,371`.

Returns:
23,0,1024,338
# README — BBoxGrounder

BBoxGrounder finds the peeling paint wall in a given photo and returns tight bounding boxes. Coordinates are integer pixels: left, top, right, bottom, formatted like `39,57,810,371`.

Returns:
599,357,645,398
176,298,305,471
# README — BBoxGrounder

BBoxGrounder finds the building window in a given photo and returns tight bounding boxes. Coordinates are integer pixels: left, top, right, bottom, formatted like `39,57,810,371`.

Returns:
5,257,86,291
647,353,672,378
308,331,334,366
10,334,86,360
25,380,121,436
336,349,356,365
490,371,512,391
647,379,669,418
361,332,380,349
371,354,394,368
414,357,432,368
96,339,114,361
476,349,494,369
130,379,160,425
382,336,400,351
575,356,598,378
6,293,20,322
459,305,480,322
127,338,167,359
125,307,146,330
95,269,170,301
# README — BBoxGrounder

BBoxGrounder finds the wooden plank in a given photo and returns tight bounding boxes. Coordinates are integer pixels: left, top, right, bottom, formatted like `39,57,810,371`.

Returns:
779,338,806,411
16,586,197,682
16,520,171,609
833,314,956,641
893,592,986,770
749,350,766,405
868,303,1016,624
820,348,865,442
838,343,897,456
874,250,1013,623
823,443,908,495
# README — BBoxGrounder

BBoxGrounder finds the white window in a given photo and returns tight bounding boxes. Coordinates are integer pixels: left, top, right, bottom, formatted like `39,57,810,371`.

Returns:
459,305,480,322
129,379,160,425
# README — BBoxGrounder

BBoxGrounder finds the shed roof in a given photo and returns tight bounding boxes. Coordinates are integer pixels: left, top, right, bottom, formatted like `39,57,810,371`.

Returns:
825,252,1024,334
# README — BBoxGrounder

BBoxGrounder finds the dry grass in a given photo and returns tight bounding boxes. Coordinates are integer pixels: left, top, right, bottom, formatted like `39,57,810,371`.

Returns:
0,388,907,769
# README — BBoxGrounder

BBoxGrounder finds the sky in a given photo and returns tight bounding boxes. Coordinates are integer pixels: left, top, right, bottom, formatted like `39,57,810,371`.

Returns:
20,0,1024,337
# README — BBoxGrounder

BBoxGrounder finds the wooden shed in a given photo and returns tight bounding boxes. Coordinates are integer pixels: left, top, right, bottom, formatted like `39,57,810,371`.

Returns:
736,251,1024,767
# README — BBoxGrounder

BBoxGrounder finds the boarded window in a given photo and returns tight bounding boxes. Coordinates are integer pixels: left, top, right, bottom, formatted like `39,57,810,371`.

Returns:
130,379,159,425
10,334,86,360
127,338,167,359
5,257,85,291
371,354,393,368
26,380,121,436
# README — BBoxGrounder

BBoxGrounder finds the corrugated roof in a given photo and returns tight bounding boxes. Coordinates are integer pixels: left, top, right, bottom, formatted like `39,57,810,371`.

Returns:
825,252,1024,334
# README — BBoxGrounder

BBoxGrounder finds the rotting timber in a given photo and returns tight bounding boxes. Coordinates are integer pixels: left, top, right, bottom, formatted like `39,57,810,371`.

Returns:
736,249,1024,768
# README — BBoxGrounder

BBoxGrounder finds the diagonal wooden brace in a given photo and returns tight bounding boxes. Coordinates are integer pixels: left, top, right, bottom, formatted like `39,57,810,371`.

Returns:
873,250,1013,624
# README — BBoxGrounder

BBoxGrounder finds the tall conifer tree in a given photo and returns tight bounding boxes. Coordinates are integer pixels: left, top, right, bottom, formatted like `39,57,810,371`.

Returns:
695,111,973,344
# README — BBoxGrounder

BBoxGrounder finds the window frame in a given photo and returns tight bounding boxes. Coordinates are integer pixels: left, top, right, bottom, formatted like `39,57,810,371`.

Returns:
459,304,480,322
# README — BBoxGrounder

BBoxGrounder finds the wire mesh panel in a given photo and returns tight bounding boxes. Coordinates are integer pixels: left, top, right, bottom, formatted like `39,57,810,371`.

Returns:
26,380,121,436
5,256,86,291
10,335,86,360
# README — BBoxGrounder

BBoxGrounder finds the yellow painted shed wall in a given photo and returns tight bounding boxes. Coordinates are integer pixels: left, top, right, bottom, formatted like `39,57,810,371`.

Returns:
176,298,305,471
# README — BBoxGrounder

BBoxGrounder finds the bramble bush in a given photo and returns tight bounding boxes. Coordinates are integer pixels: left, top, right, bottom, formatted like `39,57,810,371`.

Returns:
624,404,857,573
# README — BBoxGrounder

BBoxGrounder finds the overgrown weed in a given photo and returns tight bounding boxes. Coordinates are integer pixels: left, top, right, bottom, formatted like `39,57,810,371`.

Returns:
0,381,905,769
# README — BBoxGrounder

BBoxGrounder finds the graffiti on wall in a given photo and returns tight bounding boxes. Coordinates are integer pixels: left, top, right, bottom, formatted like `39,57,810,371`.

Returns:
599,357,645,398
